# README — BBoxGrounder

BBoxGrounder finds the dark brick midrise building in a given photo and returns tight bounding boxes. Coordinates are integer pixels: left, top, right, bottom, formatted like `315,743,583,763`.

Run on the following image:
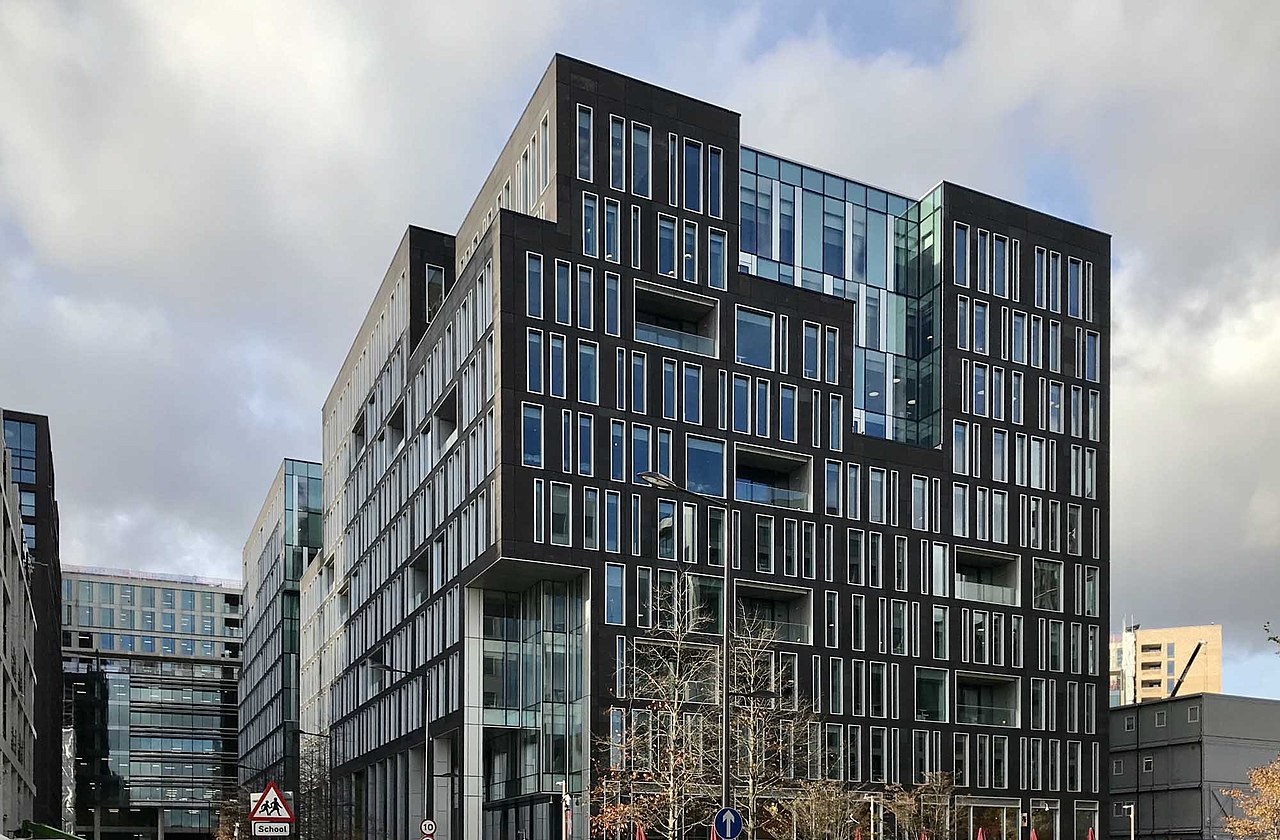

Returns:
299,55,1110,840
2,409,64,829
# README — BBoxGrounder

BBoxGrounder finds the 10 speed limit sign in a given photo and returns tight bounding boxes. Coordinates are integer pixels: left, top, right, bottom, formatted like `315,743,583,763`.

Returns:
419,818,437,839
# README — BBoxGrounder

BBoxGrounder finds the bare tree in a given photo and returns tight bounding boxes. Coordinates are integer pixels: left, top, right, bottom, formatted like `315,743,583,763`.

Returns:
780,778,872,840
214,788,250,840
882,772,959,840
297,737,345,840
593,574,840,840
728,611,824,840
592,570,720,839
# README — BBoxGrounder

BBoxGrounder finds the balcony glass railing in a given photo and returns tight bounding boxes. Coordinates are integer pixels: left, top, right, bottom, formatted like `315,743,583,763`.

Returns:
738,619,809,644
734,481,809,510
634,322,716,356
954,580,1018,606
955,702,1017,727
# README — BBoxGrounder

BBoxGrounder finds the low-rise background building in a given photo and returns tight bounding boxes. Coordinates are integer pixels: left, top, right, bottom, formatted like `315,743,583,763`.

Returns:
61,565,243,840
1109,625,1222,707
1109,693,1280,840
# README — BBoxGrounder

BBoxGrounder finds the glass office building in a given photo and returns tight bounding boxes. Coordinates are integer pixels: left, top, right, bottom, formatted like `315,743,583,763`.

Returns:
240,459,323,796
62,566,242,840
302,55,1111,840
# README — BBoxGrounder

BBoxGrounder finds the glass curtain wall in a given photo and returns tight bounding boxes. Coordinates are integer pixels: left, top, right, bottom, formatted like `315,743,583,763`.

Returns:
739,149,943,447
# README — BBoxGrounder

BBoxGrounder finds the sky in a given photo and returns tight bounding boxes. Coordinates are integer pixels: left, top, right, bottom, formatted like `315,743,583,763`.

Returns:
2,1,1280,694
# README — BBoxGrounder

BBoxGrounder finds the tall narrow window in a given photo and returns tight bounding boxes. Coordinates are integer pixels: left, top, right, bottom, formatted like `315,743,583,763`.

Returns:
522,404,543,467
707,146,723,217
779,385,797,442
630,206,642,269
631,123,651,197
582,194,598,257
954,223,969,287
604,198,620,263
577,266,594,330
683,220,699,282
683,364,702,425
684,139,702,212
549,335,565,399
605,564,624,625
658,215,676,276
526,329,543,393
604,273,620,336
668,133,679,206
709,229,727,290
609,116,625,192
578,342,598,404
526,253,543,318
577,105,593,181
555,260,571,325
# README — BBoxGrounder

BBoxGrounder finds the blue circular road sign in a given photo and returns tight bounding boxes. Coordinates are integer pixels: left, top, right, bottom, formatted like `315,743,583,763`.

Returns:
715,807,743,840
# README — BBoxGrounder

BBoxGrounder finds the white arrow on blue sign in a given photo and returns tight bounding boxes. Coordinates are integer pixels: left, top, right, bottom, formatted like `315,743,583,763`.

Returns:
714,807,743,840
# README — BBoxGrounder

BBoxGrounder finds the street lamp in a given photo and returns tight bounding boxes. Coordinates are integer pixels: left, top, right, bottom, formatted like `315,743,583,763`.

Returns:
1123,803,1135,840
636,471,734,813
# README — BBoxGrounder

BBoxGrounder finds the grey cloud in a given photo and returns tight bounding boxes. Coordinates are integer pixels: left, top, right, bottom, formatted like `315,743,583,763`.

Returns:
3,1,1280,680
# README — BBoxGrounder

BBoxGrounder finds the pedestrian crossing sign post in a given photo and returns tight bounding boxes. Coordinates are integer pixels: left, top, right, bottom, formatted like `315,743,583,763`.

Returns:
250,780,295,836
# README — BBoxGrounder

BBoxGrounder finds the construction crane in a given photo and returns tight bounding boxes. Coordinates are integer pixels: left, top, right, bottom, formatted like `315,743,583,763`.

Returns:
1168,639,1207,698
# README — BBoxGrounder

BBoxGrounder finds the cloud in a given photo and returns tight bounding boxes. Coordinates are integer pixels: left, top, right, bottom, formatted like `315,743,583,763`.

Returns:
2,1,1280,689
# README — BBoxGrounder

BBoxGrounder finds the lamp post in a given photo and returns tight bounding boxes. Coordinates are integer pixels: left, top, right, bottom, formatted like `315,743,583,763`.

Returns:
366,661,427,838
637,471,734,813
1123,803,1135,840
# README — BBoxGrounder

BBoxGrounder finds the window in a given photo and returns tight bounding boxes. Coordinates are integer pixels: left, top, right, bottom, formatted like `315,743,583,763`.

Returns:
708,229,727,289
526,329,542,392
604,199,620,263
707,146,723,217
803,323,820,379
578,415,594,476
576,105,592,181
684,138,702,212
684,364,702,425
1155,710,1167,727
631,352,647,413
1189,705,1200,723
526,253,543,318
578,342,598,404
631,123,651,197
550,483,571,546
732,374,751,434
521,405,543,467
683,220,699,282
911,476,929,531
658,215,676,276
632,426,651,482
974,302,989,354
1033,558,1063,611
1142,755,1153,774
631,206,642,268
736,308,774,369
605,564,624,624
779,385,797,442
868,468,886,524
824,327,839,384
953,484,969,537
661,359,678,420
555,260,571,325
549,335,565,398
577,267,594,329
1124,714,1135,732
686,437,726,497
953,421,969,475
605,273,620,336
609,116,625,191
582,194,598,257
954,223,969,287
